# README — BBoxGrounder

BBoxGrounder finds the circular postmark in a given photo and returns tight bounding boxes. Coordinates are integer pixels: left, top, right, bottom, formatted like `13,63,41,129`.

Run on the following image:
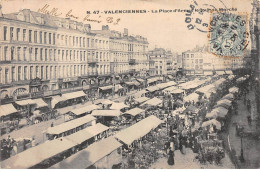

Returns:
208,12,249,57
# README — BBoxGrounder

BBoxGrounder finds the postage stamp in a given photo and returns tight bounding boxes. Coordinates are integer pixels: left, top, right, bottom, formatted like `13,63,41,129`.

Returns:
208,12,249,57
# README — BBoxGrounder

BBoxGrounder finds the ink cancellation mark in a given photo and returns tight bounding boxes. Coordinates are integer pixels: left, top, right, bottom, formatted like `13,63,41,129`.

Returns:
208,12,249,57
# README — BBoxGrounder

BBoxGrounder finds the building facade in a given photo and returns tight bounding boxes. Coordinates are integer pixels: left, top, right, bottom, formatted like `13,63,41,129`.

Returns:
148,48,176,77
0,8,149,104
182,46,244,76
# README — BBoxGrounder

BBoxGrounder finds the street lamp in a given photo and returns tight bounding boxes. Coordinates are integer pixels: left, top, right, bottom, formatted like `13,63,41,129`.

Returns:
239,134,245,162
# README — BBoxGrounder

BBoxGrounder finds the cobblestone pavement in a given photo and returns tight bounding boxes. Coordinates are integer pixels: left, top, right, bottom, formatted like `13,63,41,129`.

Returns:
149,148,235,169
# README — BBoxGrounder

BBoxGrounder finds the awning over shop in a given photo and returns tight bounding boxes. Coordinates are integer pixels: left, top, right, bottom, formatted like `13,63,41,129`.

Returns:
216,71,225,75
163,86,178,92
15,99,37,106
99,85,113,90
46,115,96,135
91,110,121,117
146,85,160,92
123,108,145,117
141,97,162,106
204,71,213,76
135,97,150,104
206,107,229,119
225,70,233,75
50,137,122,169
229,87,239,93
110,102,129,110
63,91,86,100
183,93,200,102
179,79,205,90
115,115,162,145
33,98,48,108
133,81,141,86
70,104,99,116
201,119,221,130
1,138,76,169
0,104,18,118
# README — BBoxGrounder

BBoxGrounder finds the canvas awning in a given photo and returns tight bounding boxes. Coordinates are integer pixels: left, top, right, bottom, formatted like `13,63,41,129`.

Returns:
1,138,76,169
50,137,122,169
133,90,147,98
63,91,86,100
146,86,160,92
141,97,162,106
115,115,162,145
99,85,113,90
46,115,96,135
70,104,99,116
216,99,232,108
229,87,239,93
168,75,174,79
136,78,145,83
94,99,114,105
204,71,213,75
123,108,145,117
222,93,234,101
225,70,233,75
236,77,246,82
15,99,37,106
170,89,184,94
51,91,86,108
183,93,199,102
228,75,235,80
201,119,221,130
206,107,229,119
91,110,121,117
135,97,150,104
114,84,123,92
85,123,109,136
0,104,18,118
124,81,135,86
147,77,162,84
110,102,129,110
216,71,225,75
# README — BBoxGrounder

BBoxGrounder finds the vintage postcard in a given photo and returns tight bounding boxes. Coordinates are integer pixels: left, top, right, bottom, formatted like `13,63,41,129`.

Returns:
0,0,259,169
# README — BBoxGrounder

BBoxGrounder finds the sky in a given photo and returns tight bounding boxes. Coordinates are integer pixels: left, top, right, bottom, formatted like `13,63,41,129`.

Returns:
0,0,253,54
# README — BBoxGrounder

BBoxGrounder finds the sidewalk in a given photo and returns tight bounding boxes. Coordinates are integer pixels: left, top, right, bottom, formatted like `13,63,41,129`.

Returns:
227,88,260,169
149,148,234,169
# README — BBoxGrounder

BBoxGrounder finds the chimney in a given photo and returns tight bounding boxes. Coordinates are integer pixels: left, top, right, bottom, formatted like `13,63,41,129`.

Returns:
124,28,128,36
102,25,109,30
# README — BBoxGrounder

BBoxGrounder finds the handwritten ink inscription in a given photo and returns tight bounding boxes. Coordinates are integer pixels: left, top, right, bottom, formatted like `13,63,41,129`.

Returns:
37,4,121,25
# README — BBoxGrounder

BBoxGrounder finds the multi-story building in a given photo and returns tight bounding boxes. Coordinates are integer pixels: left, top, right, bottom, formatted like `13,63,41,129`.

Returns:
148,48,175,77
182,46,245,76
92,26,149,80
0,8,149,104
